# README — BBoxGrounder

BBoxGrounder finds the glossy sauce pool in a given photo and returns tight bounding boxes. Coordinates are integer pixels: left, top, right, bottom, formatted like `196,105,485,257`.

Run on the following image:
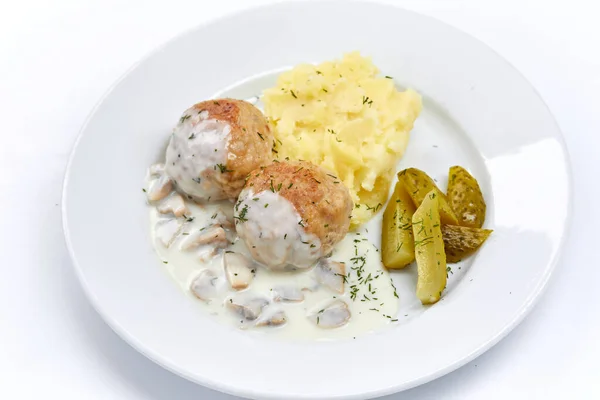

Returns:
149,197,400,340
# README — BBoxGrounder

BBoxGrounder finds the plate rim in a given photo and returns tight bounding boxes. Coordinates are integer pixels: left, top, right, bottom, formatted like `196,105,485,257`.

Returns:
61,1,574,399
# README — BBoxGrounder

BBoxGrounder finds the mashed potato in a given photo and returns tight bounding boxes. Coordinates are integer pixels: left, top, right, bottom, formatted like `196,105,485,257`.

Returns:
262,52,423,227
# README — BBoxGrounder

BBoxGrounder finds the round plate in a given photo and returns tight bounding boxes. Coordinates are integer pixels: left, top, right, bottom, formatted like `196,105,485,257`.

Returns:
62,1,571,399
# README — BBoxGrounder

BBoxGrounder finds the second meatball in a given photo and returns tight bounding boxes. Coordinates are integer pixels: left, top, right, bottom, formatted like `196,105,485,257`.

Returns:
234,161,353,270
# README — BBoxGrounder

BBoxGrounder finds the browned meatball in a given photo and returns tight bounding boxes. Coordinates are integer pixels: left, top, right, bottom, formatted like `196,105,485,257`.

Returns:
166,98,273,201
234,161,353,269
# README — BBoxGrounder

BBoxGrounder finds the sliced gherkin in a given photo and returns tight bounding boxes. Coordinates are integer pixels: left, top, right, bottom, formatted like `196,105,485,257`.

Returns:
398,168,458,225
447,166,487,228
412,190,447,305
441,224,492,263
382,179,416,269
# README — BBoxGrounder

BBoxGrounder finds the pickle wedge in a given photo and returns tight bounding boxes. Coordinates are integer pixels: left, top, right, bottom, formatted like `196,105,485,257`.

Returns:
442,224,492,263
398,168,458,225
412,190,447,305
447,166,486,228
382,180,416,269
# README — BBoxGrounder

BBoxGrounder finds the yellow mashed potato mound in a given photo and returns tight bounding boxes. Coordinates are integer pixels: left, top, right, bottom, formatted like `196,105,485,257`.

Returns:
263,52,422,227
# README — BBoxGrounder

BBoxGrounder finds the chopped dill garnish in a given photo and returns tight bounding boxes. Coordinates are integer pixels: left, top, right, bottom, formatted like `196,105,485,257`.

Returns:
215,163,232,173
234,205,249,223
390,279,399,298
414,237,434,247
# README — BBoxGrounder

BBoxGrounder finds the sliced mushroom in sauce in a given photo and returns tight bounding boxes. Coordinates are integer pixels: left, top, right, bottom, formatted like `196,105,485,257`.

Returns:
272,286,304,303
155,218,184,247
180,225,228,251
308,300,351,329
315,259,346,294
157,193,188,217
255,310,287,327
197,246,219,263
212,209,234,230
227,297,269,321
190,269,220,302
223,252,255,290
147,174,173,201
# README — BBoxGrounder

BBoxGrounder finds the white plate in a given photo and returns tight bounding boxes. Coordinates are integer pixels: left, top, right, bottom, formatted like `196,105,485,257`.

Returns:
62,1,571,399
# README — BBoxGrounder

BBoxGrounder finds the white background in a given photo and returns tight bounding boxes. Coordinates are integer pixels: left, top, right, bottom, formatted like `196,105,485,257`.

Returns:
1,0,598,398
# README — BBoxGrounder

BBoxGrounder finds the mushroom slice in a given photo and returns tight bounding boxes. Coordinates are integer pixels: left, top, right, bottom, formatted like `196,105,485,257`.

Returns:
149,163,166,177
223,252,255,290
197,247,218,263
309,300,351,329
273,286,304,303
180,225,228,251
315,259,346,294
213,209,234,230
256,310,287,327
147,175,173,201
155,218,184,247
227,297,269,321
190,269,219,302
157,193,188,217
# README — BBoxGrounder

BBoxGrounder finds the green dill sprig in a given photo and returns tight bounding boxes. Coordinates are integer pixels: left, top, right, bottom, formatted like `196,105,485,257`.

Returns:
234,205,249,223
215,163,232,173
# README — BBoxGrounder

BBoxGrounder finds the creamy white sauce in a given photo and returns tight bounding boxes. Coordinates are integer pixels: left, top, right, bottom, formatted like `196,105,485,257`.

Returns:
148,187,400,341
165,108,232,201
234,189,322,270
154,218,185,247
